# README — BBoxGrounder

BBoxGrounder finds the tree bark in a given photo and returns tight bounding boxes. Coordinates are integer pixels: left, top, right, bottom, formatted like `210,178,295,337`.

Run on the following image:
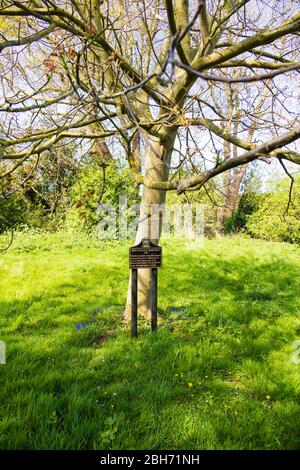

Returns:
216,139,231,234
217,165,247,233
124,128,176,321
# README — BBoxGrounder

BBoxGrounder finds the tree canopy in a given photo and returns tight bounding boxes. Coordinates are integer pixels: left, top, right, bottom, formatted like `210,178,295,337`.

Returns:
0,0,299,194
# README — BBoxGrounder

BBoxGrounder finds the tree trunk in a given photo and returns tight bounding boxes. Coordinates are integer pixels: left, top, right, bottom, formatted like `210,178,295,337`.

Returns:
228,165,247,211
217,134,247,233
217,165,247,232
124,128,176,321
216,140,231,234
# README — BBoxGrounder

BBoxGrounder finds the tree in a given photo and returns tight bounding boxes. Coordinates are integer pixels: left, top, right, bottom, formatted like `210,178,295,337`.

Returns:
214,79,270,232
0,0,299,318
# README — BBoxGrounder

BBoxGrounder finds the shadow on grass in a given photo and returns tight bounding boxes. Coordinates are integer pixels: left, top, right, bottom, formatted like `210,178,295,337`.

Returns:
0,247,299,450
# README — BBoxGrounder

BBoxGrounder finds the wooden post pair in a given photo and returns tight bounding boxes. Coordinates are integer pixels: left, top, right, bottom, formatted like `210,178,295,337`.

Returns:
131,267,157,337
129,238,162,337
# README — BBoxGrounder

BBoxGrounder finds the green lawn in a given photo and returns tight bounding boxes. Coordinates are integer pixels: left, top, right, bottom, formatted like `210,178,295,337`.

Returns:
0,231,299,450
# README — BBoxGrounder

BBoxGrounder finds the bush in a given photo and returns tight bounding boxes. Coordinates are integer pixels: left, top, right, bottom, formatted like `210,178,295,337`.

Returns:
246,176,300,244
223,191,261,234
223,211,244,234
67,162,140,233
0,194,27,233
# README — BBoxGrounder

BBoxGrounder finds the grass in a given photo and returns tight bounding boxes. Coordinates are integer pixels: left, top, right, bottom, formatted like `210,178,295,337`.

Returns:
0,230,300,450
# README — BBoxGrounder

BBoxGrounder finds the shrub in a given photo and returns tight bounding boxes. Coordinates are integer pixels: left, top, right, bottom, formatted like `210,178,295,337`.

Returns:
67,162,140,233
246,176,300,243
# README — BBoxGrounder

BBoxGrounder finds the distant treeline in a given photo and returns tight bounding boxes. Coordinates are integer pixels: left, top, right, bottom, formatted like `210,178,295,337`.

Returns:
1,157,299,244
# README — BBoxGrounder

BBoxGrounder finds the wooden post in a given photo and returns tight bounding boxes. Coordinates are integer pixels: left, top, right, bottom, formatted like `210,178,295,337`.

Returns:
131,268,138,337
129,238,162,337
151,268,157,331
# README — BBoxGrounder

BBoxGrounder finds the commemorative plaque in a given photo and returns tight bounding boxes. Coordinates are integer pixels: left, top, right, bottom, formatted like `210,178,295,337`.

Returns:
129,238,162,337
129,238,162,269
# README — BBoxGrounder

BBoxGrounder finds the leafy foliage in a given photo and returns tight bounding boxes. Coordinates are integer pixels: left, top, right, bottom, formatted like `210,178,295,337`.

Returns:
166,176,221,237
223,190,261,234
246,176,300,243
0,192,28,233
67,161,140,232
0,144,78,234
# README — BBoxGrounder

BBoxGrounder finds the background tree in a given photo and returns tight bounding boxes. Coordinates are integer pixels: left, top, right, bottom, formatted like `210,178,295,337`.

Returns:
0,0,300,318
